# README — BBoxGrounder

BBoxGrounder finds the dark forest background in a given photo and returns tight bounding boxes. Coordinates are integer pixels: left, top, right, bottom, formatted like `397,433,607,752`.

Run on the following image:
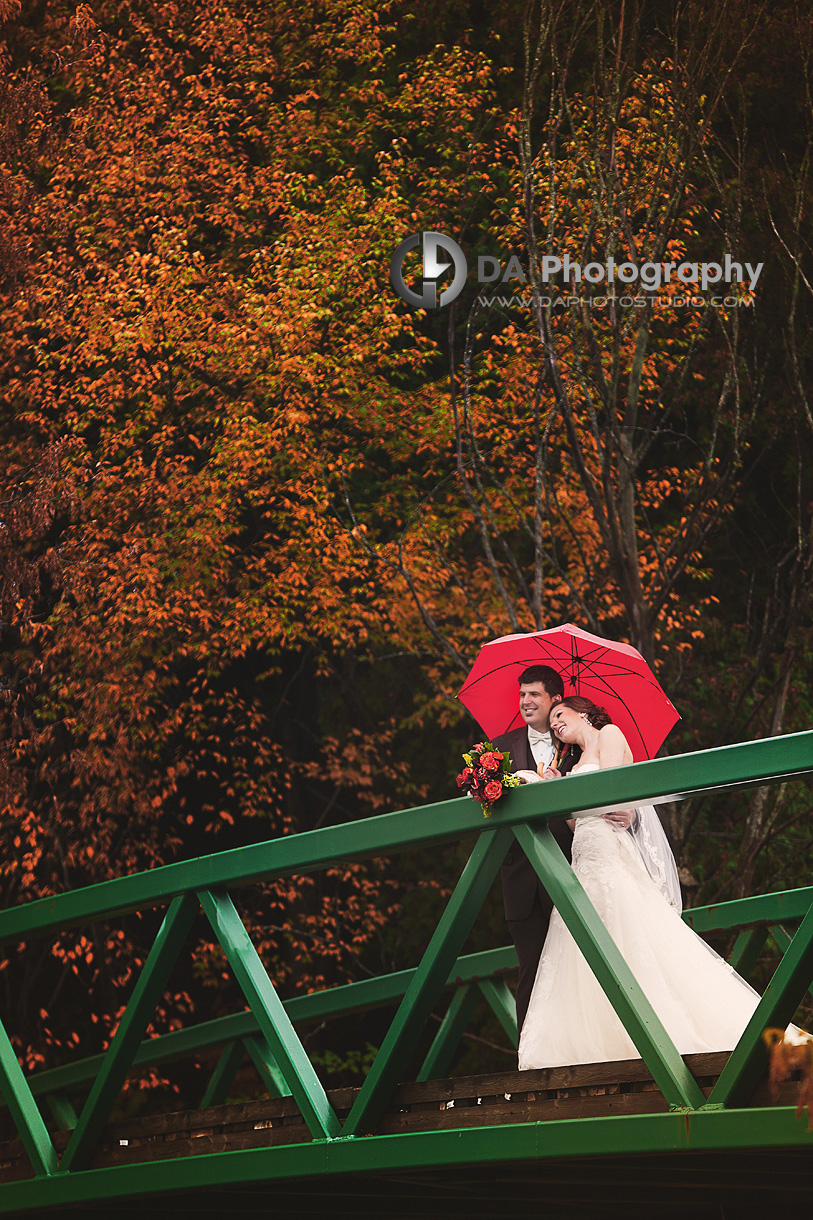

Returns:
1,0,812,1104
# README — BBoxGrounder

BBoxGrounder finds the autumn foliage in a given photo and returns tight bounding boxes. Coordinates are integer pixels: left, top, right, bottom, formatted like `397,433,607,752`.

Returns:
1,0,813,1085
0,0,478,1077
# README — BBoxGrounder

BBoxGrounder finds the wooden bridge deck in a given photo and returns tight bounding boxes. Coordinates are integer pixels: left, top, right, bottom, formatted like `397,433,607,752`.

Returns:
0,1051,804,1181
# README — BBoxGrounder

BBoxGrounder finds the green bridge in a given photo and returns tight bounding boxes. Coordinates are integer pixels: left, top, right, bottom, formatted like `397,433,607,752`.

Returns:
1,733,813,1217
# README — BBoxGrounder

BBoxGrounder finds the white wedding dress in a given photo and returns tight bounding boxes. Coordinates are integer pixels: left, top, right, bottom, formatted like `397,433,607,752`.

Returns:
518,764,770,1070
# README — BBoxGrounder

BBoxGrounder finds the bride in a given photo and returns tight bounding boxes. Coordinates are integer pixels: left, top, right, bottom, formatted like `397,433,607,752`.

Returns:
517,695,784,1070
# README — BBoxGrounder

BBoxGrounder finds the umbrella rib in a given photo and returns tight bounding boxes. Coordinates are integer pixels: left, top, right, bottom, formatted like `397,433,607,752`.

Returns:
458,658,548,694
545,645,673,759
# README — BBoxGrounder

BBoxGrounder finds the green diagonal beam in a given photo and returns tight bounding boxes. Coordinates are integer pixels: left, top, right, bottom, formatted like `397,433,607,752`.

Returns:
14,945,520,1104
727,926,769,976
61,893,199,1173
200,1039,246,1109
514,823,706,1110
0,1017,57,1176
707,900,813,1108
15,884,807,1111
342,825,515,1136
11,886,810,1108
477,978,519,1048
197,888,340,1139
770,925,813,999
770,924,795,951
417,985,481,1082
45,1092,77,1132
244,1034,291,1099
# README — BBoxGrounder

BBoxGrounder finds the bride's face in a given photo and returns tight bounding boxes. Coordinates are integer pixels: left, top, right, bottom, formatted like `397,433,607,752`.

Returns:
549,705,581,741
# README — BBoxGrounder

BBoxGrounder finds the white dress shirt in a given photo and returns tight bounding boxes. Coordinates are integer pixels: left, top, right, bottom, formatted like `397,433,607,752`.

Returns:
527,727,556,769
514,727,557,783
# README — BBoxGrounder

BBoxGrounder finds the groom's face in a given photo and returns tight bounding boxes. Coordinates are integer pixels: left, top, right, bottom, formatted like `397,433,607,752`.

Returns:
518,683,559,731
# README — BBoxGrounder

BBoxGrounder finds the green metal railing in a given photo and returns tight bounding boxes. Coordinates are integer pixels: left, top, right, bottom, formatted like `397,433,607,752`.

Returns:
1,730,812,1209
7,941,522,1125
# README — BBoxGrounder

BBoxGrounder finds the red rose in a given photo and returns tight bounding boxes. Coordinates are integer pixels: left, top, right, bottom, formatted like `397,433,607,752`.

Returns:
456,767,473,787
483,780,504,804
480,752,500,772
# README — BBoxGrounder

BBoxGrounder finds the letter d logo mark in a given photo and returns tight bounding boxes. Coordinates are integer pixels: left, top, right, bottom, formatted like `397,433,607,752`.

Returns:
390,232,467,308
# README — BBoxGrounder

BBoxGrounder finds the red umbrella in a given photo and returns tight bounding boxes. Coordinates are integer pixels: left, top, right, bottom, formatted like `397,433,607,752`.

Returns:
457,623,679,762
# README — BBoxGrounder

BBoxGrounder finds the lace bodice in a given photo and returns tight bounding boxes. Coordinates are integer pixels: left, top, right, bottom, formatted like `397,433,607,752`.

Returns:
566,762,681,910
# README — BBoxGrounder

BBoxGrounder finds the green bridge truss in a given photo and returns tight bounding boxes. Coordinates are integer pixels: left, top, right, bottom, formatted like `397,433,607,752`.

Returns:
1,732,813,1212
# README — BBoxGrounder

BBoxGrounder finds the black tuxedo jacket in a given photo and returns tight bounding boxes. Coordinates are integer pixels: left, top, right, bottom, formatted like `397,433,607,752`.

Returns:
494,725,578,921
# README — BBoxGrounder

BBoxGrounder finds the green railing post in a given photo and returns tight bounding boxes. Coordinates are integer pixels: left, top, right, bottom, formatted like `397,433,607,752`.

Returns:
342,825,515,1136
514,822,706,1110
60,892,199,1173
707,899,813,1108
0,1017,58,1176
417,985,480,1081
198,888,340,1139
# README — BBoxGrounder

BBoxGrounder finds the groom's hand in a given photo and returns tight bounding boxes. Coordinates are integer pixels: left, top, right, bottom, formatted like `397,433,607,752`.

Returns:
514,769,544,784
603,809,636,829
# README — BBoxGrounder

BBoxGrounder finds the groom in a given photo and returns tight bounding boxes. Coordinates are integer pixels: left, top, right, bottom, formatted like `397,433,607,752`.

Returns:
493,665,579,1033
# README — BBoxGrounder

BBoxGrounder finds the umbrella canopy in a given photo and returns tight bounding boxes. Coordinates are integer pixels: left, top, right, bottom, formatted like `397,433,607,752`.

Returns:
457,623,679,762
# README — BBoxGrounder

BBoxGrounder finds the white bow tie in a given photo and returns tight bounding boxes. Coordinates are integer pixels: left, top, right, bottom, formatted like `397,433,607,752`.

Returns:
527,728,553,748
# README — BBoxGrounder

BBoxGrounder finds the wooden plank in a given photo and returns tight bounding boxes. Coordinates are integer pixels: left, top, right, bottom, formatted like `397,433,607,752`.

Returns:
89,1123,314,1169
389,1052,732,1105
101,1095,304,1140
0,1053,732,1149
377,1090,678,1132
3,1047,797,1186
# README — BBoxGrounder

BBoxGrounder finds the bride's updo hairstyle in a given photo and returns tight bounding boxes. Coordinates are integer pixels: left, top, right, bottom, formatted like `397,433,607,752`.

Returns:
557,695,613,729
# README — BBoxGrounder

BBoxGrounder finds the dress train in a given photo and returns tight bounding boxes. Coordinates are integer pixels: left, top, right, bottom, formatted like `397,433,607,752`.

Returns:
518,791,771,1070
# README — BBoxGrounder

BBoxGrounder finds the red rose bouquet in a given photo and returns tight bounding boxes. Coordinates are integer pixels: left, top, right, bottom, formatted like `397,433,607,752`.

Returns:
456,741,519,817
